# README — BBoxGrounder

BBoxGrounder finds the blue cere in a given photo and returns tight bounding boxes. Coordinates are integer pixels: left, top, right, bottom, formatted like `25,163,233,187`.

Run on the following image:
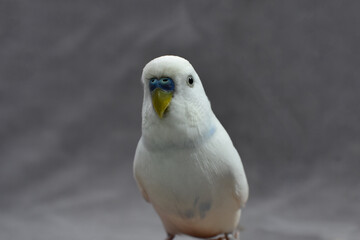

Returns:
149,77,175,92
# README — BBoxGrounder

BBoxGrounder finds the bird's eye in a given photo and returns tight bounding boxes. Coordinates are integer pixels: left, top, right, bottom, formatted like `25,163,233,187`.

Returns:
150,78,156,83
187,76,194,87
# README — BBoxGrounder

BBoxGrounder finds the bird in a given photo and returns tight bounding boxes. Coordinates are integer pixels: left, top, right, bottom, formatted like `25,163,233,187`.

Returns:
133,55,249,240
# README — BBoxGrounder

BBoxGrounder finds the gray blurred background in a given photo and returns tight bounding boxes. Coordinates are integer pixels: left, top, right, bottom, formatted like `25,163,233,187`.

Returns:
1,1,359,240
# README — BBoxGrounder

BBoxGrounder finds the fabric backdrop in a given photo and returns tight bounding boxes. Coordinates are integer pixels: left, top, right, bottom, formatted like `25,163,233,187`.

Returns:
1,1,359,239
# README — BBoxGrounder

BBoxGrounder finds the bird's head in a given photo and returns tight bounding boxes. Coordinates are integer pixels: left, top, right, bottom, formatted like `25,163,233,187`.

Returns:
140,56,214,144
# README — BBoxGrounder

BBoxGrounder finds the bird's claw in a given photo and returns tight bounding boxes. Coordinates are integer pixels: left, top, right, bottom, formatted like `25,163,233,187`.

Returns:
165,233,175,240
214,231,239,240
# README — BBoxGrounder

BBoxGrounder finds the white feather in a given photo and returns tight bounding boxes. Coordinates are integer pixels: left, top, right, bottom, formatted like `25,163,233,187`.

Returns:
134,56,248,238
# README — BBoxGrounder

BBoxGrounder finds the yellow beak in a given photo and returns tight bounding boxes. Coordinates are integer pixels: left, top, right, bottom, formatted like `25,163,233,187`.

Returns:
151,88,173,118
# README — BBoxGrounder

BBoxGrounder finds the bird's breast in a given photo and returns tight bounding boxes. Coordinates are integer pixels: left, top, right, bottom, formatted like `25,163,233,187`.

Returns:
141,145,232,221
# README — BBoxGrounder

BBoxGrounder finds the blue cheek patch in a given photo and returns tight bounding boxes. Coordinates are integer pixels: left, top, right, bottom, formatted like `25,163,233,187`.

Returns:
149,78,175,92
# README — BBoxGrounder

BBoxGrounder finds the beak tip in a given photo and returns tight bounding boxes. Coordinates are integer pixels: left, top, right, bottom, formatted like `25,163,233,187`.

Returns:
157,110,164,119
151,89,173,119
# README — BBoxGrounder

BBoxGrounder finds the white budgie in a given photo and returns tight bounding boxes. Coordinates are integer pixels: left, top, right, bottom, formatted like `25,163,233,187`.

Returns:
134,56,249,240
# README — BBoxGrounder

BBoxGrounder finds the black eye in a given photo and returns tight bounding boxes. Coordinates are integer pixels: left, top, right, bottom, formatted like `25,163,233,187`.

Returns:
187,76,194,87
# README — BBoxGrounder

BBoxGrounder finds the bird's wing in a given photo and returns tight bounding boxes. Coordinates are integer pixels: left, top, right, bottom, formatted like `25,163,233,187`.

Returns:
231,153,249,208
133,139,150,203
214,123,249,209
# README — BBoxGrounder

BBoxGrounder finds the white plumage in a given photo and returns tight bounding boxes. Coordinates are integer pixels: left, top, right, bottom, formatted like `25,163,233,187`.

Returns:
133,56,248,240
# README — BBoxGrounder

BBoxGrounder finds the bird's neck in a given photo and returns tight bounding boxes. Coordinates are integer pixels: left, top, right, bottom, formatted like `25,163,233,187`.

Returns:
141,115,217,151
